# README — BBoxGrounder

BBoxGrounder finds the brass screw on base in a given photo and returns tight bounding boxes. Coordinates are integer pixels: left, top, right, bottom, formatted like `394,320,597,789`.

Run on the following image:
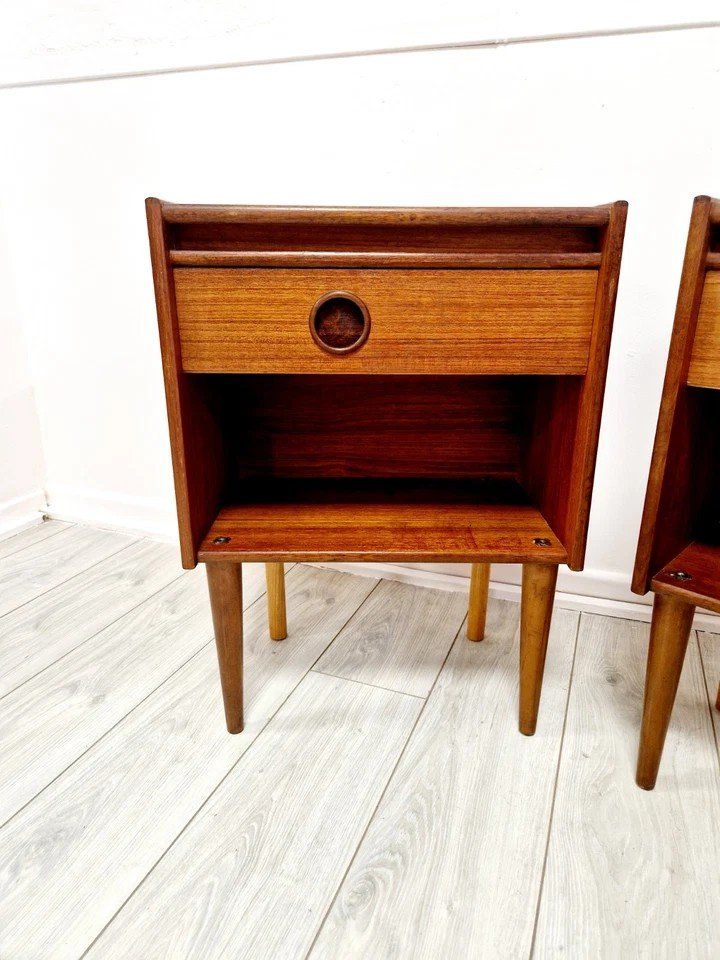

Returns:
669,570,692,581
533,537,551,547
213,536,231,545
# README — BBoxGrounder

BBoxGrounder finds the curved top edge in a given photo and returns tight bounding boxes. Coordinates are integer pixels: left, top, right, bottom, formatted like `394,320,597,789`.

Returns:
149,198,620,227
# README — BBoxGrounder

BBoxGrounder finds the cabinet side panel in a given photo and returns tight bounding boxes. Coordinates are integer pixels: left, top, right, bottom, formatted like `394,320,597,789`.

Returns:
146,199,226,568
561,201,628,570
632,196,712,593
523,376,582,548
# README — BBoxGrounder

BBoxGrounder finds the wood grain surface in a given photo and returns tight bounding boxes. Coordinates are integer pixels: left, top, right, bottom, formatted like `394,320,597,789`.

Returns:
174,268,598,375
316,578,467,697
310,601,578,960
2,527,718,959
218,374,531,480
0,520,69,560
0,565,375,960
198,479,567,564
0,540,182,698
535,614,720,957
632,197,713,593
652,541,720,614
687,271,720,388
0,570,218,825
697,626,720,753
0,525,134,619
85,672,421,960
146,198,227,569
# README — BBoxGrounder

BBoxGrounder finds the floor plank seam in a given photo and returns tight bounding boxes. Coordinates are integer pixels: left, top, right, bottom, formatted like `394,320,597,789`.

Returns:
527,610,583,960
302,614,468,960
0,521,68,559
77,576,383,960
310,668,426,701
0,637,213,835
0,535,141,622
0,561,189,704
1,578,282,833
695,629,720,772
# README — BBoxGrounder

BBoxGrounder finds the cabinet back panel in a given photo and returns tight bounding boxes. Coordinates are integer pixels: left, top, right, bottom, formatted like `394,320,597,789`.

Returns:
168,221,601,254
210,375,534,481
648,387,720,576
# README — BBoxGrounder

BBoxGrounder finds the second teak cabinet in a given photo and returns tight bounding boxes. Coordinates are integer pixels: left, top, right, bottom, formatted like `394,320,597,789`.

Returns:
147,200,627,737
634,195,720,789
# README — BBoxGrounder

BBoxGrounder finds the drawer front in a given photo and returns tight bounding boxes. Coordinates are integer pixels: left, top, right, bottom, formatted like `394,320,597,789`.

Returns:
688,271,720,388
174,268,598,375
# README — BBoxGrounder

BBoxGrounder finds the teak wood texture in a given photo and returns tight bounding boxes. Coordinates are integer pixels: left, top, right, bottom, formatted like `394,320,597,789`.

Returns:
174,268,597,375
633,196,720,600
197,480,567,564
633,196,720,788
688,271,720,389
147,199,626,572
147,200,626,736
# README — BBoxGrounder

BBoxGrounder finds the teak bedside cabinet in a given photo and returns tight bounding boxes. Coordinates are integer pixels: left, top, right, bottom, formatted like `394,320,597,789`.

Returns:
146,199,627,736
633,195,720,790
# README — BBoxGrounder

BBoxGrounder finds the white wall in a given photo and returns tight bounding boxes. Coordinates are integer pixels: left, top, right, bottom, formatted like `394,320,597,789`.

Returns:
0,219,45,534
1,11,719,603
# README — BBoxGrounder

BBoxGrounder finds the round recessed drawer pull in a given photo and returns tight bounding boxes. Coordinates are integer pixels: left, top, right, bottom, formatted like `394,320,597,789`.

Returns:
309,291,371,354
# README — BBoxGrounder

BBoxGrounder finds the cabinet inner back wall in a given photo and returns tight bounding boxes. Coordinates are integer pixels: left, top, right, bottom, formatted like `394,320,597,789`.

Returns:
210,374,542,480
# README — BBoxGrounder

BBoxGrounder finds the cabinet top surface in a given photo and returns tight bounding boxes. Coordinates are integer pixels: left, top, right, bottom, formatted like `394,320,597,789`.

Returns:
153,199,620,227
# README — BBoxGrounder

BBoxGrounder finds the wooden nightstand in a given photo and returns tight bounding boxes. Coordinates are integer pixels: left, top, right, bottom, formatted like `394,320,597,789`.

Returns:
633,195,720,789
146,199,626,736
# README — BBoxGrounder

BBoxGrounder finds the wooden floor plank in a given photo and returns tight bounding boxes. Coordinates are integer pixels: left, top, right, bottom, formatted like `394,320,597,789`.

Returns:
316,578,468,697
0,520,69,560
534,614,720,959
0,524,134,617
83,670,421,960
310,598,578,960
0,564,261,826
0,565,375,960
0,540,185,698
697,627,720,757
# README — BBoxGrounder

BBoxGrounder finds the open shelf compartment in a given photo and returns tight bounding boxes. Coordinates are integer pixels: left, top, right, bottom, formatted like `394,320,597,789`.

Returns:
199,478,566,564
181,372,590,567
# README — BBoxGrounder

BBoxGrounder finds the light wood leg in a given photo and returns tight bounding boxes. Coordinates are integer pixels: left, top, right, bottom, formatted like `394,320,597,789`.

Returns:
519,562,558,736
206,562,244,734
265,562,287,641
467,562,490,641
636,593,695,790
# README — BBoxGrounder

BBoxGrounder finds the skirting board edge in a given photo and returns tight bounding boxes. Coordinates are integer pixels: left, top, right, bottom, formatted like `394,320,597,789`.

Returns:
31,484,720,630
309,561,720,630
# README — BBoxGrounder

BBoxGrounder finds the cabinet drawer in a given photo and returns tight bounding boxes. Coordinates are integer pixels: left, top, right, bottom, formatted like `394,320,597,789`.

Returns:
174,267,598,375
687,271,720,388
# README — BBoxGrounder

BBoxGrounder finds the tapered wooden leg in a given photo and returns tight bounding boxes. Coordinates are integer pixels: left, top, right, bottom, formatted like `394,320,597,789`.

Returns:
519,562,558,736
265,562,287,641
467,562,491,641
206,562,244,734
636,593,695,790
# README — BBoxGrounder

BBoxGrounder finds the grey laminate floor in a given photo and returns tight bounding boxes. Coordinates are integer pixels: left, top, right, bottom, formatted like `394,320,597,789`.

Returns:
1,521,719,959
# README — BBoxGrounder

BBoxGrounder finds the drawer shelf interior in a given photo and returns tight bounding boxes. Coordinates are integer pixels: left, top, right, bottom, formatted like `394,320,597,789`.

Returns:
645,386,720,583
186,373,588,563
198,477,566,563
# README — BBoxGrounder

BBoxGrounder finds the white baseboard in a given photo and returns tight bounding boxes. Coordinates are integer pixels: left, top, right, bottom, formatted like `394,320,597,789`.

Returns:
310,560,720,631
0,489,47,537
44,483,176,542
39,485,720,631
